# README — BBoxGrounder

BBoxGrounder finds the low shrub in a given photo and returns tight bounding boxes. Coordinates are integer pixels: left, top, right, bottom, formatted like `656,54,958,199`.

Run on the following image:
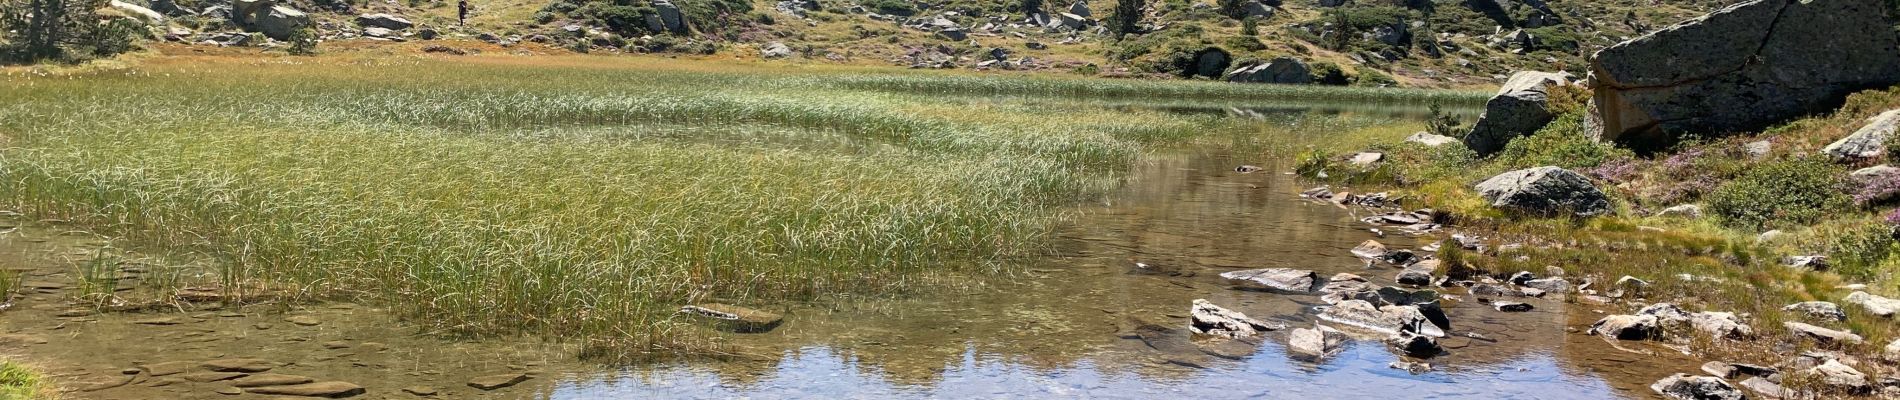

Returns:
1493,112,1633,171
1707,158,1848,230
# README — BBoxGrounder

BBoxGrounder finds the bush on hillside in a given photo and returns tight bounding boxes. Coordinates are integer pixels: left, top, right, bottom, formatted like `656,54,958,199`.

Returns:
1493,112,1633,171
1707,158,1849,230
1354,67,1398,86
863,0,916,16
1310,61,1350,85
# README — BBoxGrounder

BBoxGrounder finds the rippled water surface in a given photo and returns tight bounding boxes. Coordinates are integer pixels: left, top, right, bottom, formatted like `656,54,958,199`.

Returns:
540,147,1686,399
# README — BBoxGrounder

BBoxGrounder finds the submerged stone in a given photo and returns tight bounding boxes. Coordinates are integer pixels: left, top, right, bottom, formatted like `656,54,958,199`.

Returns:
679,304,784,333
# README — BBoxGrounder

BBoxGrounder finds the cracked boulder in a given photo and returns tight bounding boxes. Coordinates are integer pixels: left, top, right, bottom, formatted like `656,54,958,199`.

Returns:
1588,0,1900,151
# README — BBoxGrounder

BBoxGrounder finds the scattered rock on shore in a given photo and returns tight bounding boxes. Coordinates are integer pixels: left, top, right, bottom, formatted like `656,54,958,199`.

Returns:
1588,314,1660,340
1786,321,1863,346
1188,299,1284,338
1650,374,1744,400
1287,325,1348,360
1221,268,1318,293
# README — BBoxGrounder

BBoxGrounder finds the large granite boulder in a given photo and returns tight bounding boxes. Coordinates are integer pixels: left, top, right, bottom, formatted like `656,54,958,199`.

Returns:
1588,0,1900,151
1475,166,1612,217
1463,71,1570,156
1224,56,1312,84
255,5,309,40
1823,109,1900,161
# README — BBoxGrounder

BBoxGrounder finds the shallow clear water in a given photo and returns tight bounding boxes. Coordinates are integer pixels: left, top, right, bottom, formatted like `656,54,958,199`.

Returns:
537,148,1682,399
0,104,1694,400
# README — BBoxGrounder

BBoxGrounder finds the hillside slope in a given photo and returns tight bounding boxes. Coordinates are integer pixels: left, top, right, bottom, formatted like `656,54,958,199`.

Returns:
128,0,1750,87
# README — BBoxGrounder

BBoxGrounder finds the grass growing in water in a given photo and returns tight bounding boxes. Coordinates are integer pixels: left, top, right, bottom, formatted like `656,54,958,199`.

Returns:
0,54,1453,359
0,361,51,400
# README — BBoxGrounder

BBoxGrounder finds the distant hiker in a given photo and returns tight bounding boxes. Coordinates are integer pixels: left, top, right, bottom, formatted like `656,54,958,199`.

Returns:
458,0,470,25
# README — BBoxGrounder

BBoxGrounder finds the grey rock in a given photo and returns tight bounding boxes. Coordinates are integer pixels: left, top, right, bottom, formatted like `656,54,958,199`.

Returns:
1844,290,1900,317
1188,299,1284,338
1374,287,1438,306
1475,166,1612,217
1221,268,1318,293
110,0,166,22
1350,152,1384,166
937,28,967,41
355,13,412,30
1852,164,1900,179
1057,12,1089,29
362,26,395,38
1288,325,1348,359
1493,301,1533,312
1224,56,1312,84
679,304,784,333
1388,331,1441,358
1783,301,1848,322
1658,204,1702,219
1405,132,1459,147
1395,265,1435,286
1588,314,1660,340
1738,376,1792,399
1824,109,1900,160
1785,321,1863,345
1744,140,1773,159
654,0,685,32
1350,239,1389,260
1650,374,1745,400
1317,300,1445,337
1463,71,1569,156
760,42,793,58
1589,0,1900,151
1068,0,1091,17
1803,359,1871,393
254,5,309,40
1885,338,1900,362
1700,361,1778,379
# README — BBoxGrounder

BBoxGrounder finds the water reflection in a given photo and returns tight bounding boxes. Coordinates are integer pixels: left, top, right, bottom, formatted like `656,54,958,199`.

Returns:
549,143,1676,398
